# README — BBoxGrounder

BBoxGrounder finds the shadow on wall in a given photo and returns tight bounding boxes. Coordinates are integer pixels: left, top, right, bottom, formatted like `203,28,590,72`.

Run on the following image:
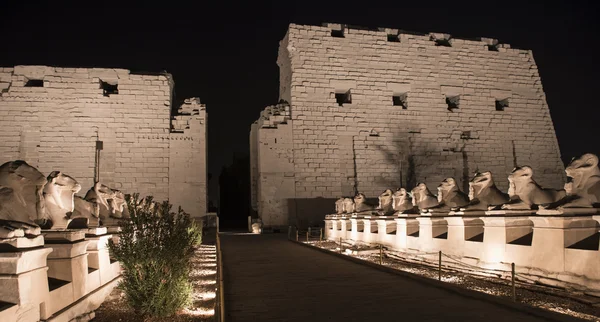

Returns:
287,197,337,229
372,134,468,192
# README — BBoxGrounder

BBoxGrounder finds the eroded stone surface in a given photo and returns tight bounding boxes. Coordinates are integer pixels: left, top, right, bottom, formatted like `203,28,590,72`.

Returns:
411,183,438,211
0,160,47,230
463,171,509,211
503,166,565,210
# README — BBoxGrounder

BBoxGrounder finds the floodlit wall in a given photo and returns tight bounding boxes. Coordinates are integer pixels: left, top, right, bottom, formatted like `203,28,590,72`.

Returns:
251,23,565,227
0,66,207,217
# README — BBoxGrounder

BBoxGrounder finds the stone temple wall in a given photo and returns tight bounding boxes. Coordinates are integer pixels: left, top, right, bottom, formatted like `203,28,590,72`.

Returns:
0,65,207,218
251,23,565,228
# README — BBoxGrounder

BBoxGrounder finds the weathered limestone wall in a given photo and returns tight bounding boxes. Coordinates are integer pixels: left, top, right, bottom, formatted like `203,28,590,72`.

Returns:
0,66,207,217
253,23,565,227
169,98,208,218
252,103,296,227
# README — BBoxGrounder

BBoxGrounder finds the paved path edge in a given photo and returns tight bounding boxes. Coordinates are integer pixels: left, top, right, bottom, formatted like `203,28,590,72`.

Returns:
291,240,585,322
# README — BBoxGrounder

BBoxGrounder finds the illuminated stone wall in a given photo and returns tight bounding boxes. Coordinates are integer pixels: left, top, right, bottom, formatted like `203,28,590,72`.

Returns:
0,66,207,217
251,23,564,227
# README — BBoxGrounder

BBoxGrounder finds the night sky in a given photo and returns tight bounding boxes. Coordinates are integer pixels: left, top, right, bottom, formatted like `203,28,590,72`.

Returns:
1,0,598,205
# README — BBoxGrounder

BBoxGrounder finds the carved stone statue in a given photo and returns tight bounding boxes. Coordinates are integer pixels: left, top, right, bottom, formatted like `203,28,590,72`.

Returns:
342,197,355,214
354,193,376,213
111,190,130,219
0,160,47,233
392,188,414,213
84,182,129,224
377,189,394,216
545,154,600,209
43,171,81,229
462,171,509,210
502,166,566,210
70,196,100,228
433,178,470,210
335,198,345,214
411,183,439,211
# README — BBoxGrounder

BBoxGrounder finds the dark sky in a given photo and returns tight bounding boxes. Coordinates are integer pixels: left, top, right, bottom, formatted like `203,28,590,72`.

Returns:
1,0,598,202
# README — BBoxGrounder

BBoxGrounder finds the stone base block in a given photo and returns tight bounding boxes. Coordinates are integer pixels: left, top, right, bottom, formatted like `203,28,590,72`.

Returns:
45,276,120,322
0,266,49,306
0,235,44,250
43,230,86,243
537,207,600,216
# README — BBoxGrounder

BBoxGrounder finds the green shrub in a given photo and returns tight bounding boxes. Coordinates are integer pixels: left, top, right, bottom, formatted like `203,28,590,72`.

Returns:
108,193,202,317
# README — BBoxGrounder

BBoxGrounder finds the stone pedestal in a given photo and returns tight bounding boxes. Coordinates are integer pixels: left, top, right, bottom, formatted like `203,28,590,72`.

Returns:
362,217,378,244
324,219,333,239
340,219,351,239
0,237,52,322
445,216,484,257
41,230,90,320
86,234,115,286
480,215,533,268
394,216,419,250
376,217,396,247
529,215,599,273
416,216,448,252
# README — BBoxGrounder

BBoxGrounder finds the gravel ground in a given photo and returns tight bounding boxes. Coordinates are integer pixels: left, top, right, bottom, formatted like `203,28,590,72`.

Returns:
309,240,600,322
93,237,217,322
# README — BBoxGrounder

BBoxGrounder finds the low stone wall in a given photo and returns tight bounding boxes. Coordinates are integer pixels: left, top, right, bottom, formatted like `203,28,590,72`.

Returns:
0,227,121,322
325,210,600,292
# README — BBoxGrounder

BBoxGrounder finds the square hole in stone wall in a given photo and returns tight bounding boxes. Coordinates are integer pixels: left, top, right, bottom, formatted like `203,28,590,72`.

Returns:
433,38,452,47
387,34,400,42
335,90,352,106
100,80,118,97
487,44,499,51
446,95,460,111
25,79,44,87
393,93,408,109
495,98,509,111
331,29,345,38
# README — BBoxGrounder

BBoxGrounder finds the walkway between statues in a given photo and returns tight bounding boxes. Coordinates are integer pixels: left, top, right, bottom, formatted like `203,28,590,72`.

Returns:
219,233,577,322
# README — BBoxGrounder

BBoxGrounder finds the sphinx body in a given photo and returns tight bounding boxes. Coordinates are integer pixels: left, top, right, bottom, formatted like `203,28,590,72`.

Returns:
433,178,469,210
43,171,81,229
0,160,47,234
502,166,565,210
377,189,394,216
335,198,345,214
392,188,414,213
70,196,100,228
85,182,129,225
546,154,600,209
411,183,439,211
462,172,509,211
354,193,376,213
342,198,355,214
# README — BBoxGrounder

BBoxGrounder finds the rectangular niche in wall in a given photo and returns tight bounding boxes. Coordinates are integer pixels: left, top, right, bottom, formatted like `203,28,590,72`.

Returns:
25,78,44,87
445,95,460,111
495,98,509,111
100,80,119,97
393,93,408,109
335,90,352,106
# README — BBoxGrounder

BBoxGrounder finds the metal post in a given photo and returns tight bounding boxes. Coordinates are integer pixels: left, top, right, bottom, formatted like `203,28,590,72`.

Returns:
295,229,298,242
306,231,309,242
379,244,383,265
438,251,442,281
512,263,516,302
339,237,342,253
320,228,323,242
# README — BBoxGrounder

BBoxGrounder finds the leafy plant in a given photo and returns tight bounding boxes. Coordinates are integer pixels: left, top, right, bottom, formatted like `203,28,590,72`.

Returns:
108,193,202,317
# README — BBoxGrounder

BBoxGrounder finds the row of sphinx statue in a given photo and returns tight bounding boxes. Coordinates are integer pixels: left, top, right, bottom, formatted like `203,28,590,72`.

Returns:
334,153,600,216
0,160,131,236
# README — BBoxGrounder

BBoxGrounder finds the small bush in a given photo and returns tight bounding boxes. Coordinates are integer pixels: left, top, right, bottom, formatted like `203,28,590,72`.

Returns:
108,193,202,317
